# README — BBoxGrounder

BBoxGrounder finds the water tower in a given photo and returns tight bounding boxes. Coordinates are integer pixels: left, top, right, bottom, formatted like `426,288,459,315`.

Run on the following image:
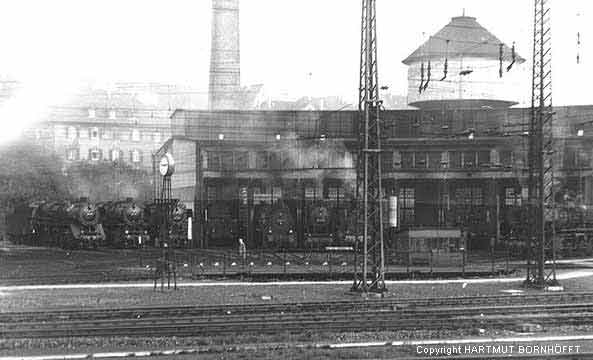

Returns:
403,15,525,110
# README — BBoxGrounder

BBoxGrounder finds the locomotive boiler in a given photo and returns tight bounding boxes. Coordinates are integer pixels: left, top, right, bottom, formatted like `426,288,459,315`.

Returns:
304,203,357,249
255,202,296,249
205,201,238,248
170,201,192,248
30,198,105,249
304,203,333,248
144,199,193,248
99,198,150,248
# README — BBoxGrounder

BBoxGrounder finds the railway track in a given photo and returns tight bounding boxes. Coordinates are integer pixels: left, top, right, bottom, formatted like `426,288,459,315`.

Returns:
3,293,593,339
3,291,593,321
0,272,154,285
3,304,593,338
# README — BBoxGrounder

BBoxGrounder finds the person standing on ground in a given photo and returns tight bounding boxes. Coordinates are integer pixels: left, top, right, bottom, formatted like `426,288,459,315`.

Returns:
238,237,246,264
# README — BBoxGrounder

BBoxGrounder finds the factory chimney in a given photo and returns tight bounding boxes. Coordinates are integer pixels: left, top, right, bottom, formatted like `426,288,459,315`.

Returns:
209,0,241,110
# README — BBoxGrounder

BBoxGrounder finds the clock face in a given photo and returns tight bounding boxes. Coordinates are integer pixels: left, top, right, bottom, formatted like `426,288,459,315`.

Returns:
159,154,175,176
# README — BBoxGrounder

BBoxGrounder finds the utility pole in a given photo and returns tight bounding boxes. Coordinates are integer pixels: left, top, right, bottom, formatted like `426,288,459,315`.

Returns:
525,0,558,288
351,0,386,294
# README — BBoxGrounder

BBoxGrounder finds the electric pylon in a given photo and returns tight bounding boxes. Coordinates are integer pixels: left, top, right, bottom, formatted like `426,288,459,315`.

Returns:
351,0,386,293
525,0,558,288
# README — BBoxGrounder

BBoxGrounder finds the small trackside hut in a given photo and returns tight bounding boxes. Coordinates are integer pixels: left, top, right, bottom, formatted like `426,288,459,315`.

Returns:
395,227,464,266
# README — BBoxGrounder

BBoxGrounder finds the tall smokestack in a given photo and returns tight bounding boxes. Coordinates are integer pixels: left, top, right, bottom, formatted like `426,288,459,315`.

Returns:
209,0,240,110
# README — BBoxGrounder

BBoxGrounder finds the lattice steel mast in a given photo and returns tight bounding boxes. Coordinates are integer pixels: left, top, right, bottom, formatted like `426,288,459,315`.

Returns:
525,0,558,288
352,0,386,293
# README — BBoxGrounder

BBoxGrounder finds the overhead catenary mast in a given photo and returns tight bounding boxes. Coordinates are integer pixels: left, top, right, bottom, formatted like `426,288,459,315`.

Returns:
525,0,558,288
351,0,386,294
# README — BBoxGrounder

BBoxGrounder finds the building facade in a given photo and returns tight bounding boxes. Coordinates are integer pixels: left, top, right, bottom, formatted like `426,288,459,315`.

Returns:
156,106,593,249
20,82,206,172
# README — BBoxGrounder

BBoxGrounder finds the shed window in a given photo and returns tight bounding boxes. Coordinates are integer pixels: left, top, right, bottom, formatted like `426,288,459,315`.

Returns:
131,150,141,163
221,151,234,170
449,151,462,168
399,187,415,224
256,151,269,169
414,152,427,168
401,152,413,169
428,152,441,169
206,151,221,170
478,151,490,166
235,152,249,169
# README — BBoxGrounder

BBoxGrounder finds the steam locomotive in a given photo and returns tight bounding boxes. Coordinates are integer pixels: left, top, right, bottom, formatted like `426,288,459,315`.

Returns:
169,201,192,247
255,202,296,249
503,203,593,258
144,199,193,248
33,199,105,249
204,201,239,247
99,198,150,248
5,197,193,249
5,198,106,249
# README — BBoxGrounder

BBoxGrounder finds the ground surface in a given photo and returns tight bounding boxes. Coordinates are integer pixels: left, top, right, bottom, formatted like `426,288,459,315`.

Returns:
3,275,593,357
0,242,522,285
4,243,593,358
0,280,558,312
2,330,593,358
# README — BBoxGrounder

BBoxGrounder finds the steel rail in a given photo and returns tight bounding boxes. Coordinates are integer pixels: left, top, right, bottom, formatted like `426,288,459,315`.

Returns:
4,291,593,322
3,310,593,338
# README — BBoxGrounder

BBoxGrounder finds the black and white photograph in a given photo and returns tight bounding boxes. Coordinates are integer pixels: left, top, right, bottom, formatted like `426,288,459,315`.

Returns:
1,0,593,359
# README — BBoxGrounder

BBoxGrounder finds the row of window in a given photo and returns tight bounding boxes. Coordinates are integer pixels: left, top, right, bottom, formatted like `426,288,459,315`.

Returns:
204,150,351,171
87,108,155,120
203,149,514,171
205,182,353,202
400,186,521,207
186,110,530,140
398,186,522,225
66,148,144,163
564,148,591,168
394,150,513,170
65,126,162,143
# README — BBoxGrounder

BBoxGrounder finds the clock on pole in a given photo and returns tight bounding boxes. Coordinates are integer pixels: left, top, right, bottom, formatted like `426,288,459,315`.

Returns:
159,153,175,177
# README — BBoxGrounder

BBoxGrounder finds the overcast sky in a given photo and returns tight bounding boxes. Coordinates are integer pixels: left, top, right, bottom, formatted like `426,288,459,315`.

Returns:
0,0,591,142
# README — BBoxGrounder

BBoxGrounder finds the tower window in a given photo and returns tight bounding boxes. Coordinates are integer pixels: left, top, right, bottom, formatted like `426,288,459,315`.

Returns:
89,148,102,161
90,127,100,140
67,126,77,140
111,149,120,161
132,129,141,142
66,148,78,161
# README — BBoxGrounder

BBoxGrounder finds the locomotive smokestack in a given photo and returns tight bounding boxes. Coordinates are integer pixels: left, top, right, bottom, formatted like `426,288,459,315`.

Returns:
209,0,241,110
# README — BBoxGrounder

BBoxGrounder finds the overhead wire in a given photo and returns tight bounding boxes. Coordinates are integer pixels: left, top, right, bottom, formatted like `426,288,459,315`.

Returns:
576,12,582,64
411,33,520,87
441,40,450,81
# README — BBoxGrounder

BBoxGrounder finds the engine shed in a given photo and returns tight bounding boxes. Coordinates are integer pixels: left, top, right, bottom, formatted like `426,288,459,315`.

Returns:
155,106,593,252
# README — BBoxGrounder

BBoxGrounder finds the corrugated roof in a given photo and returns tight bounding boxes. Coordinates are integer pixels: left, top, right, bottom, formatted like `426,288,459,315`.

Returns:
402,16,525,65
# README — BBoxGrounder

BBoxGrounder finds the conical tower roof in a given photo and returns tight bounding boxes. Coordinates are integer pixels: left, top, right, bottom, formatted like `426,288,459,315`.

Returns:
402,16,525,65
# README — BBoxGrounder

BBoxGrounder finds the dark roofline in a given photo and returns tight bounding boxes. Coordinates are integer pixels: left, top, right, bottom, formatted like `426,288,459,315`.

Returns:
402,15,526,65
171,105,593,117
